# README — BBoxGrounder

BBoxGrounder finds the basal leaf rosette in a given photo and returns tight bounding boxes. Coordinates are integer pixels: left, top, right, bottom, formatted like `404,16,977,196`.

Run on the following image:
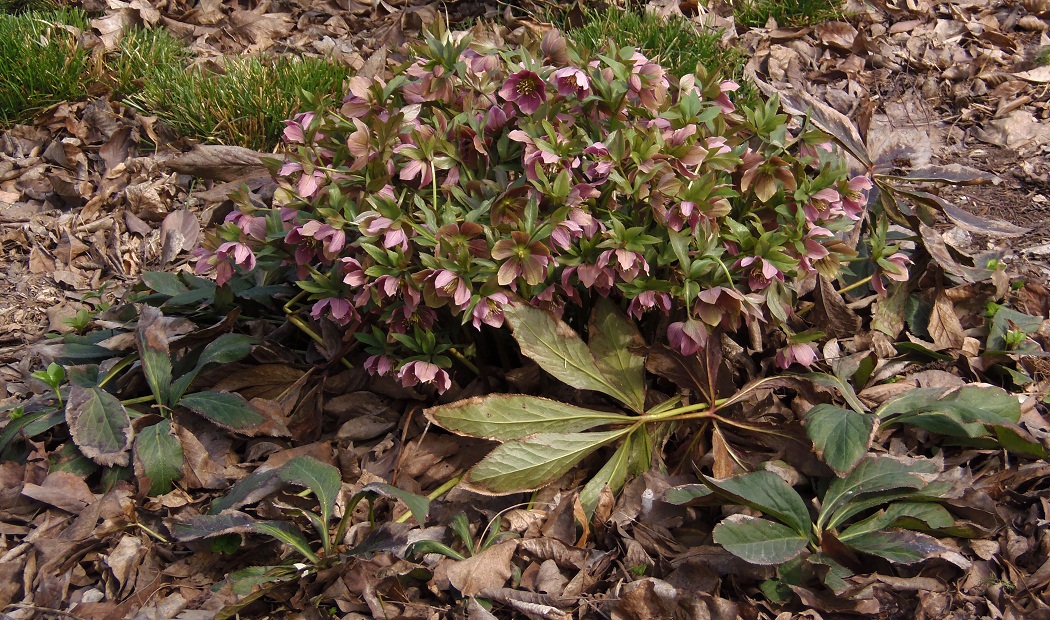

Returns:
192,26,868,391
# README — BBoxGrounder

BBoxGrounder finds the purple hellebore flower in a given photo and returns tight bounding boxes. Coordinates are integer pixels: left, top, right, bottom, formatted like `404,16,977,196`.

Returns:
282,112,315,144
398,360,452,393
803,187,842,223
499,70,547,115
667,318,708,356
776,342,819,369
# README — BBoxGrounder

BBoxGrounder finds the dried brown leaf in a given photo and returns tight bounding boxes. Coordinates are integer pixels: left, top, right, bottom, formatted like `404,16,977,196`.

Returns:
165,145,270,182
928,291,966,350
159,209,200,265
811,275,862,338
446,540,517,597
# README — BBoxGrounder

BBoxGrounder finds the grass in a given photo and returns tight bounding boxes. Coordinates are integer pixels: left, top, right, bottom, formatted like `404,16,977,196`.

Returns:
733,0,842,28
567,7,756,104
0,12,349,150
1036,46,1050,67
120,29,350,150
0,8,91,124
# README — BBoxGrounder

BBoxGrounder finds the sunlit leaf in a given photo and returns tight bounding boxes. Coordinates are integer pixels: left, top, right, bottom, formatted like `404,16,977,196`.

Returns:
425,394,632,441
713,514,810,565
66,385,133,467
587,298,646,412
277,456,342,528
804,405,876,476
819,456,938,531
253,520,320,563
355,482,431,526
503,301,632,406
464,429,629,495
840,529,950,564
580,437,631,517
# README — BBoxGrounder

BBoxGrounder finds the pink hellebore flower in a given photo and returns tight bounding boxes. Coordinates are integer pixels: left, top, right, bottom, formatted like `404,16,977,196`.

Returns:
398,360,452,393
341,257,367,287
419,269,471,311
364,354,394,377
776,342,819,369
311,297,355,326
668,318,709,357
552,67,590,99
299,220,346,261
225,211,267,240
873,252,911,294
840,175,874,220
491,231,553,286
803,187,842,223
283,112,315,144
499,70,547,115
472,292,509,329
628,290,672,320
798,226,833,272
716,81,739,114
737,256,783,291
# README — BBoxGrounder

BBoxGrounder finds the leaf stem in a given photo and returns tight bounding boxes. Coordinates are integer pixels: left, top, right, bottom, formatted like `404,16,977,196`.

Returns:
121,394,156,406
394,475,463,524
98,354,139,389
448,347,479,376
836,274,873,295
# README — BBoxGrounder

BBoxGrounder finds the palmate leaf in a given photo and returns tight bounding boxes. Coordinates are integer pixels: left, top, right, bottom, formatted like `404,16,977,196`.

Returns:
818,456,939,531
170,333,256,402
701,470,813,538
502,302,636,409
587,298,647,413
424,394,633,441
804,404,876,476
713,514,810,565
463,429,630,495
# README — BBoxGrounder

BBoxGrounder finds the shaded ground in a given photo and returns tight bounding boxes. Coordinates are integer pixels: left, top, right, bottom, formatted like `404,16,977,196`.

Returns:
1,0,1050,618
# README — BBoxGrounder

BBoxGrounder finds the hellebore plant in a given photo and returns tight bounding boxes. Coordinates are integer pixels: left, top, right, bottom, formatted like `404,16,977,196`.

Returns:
193,23,871,392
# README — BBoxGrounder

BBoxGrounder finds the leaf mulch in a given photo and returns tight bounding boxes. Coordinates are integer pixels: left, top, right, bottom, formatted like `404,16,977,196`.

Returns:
2,0,1050,618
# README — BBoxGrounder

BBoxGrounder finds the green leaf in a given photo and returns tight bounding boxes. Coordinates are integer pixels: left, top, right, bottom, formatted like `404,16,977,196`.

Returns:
168,510,256,541
877,386,1020,427
253,521,320,563
587,298,646,412
464,429,629,495
133,420,184,496
179,391,267,431
0,410,64,459
702,470,813,537
988,307,1042,351
713,514,810,565
840,502,954,540
502,302,632,406
277,456,342,529
804,372,868,414
841,529,949,564
142,271,189,296
818,456,938,531
663,484,714,505
65,385,133,467
355,483,431,526
804,405,876,476
170,333,256,402
136,305,173,407
580,437,631,517
425,395,632,441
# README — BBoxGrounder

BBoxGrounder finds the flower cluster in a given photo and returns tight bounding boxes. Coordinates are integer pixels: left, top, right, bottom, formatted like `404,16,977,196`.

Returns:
193,25,872,391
